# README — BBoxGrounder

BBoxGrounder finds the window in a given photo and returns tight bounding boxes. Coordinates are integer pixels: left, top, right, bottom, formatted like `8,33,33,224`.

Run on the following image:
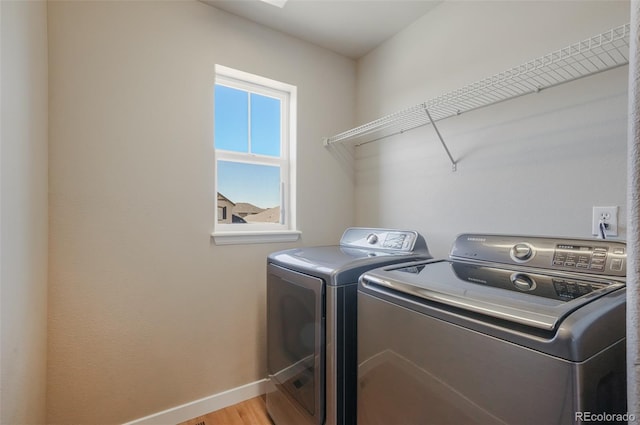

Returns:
213,65,299,245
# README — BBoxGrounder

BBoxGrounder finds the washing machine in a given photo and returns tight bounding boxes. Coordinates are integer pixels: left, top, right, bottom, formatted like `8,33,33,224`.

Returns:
266,227,431,425
358,234,627,425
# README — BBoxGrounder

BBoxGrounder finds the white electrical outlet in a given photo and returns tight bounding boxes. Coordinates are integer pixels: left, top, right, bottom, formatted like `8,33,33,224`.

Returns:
592,206,618,237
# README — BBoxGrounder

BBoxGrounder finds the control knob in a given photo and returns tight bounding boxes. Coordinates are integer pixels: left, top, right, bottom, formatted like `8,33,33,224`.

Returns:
511,243,533,262
366,233,379,245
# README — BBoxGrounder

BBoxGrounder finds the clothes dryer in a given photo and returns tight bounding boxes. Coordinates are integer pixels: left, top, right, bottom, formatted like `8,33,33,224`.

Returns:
267,228,431,425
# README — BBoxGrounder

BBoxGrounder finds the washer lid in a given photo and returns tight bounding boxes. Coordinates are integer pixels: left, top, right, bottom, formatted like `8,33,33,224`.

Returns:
361,260,624,331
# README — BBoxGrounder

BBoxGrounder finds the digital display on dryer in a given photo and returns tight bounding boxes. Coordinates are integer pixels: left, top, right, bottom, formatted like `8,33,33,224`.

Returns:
383,232,407,249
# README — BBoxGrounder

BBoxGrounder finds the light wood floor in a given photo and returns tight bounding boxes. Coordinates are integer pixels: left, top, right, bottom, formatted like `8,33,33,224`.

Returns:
178,396,273,425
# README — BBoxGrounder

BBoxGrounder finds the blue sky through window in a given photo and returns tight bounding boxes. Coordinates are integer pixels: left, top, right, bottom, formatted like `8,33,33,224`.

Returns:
217,161,280,209
250,94,280,156
214,85,248,153
215,84,282,210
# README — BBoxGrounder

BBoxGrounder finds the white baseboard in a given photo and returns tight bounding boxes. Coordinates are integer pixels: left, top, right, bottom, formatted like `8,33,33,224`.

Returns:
122,379,268,425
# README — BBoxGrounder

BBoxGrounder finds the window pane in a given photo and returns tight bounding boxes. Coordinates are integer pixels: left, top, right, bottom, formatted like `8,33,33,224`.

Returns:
250,93,281,157
217,161,281,224
215,85,248,153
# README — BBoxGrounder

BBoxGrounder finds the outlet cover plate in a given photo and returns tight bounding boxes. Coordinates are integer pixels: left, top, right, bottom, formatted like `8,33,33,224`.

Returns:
592,206,618,237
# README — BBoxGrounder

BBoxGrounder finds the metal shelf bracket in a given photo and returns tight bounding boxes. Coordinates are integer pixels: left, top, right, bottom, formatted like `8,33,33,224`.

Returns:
424,107,457,171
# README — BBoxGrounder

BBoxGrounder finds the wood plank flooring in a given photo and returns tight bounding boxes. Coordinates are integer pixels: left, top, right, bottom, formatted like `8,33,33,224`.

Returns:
178,396,273,425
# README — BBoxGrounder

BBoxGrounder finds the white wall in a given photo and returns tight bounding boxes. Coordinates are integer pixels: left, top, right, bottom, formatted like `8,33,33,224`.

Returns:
355,1,630,258
627,1,640,417
46,1,355,423
0,0,49,423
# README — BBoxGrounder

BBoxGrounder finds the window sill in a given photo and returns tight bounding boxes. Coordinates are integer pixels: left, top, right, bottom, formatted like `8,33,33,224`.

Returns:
212,230,301,245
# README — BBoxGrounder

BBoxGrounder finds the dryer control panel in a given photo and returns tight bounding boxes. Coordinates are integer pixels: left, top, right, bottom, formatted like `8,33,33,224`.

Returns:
340,227,429,253
450,234,626,278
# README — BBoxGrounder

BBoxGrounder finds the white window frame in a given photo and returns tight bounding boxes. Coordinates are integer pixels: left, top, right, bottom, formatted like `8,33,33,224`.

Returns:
212,65,299,245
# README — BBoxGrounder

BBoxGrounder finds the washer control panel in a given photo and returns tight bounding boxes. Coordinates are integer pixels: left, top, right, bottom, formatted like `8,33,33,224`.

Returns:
451,234,626,277
340,227,428,253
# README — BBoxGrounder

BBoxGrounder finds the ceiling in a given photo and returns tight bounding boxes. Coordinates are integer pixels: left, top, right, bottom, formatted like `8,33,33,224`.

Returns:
201,0,442,59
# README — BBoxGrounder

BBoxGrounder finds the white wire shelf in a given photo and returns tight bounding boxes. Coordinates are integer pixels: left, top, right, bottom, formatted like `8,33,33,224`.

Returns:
323,23,631,168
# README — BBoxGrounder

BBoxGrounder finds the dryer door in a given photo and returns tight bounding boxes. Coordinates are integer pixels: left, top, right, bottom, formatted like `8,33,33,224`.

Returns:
267,263,325,425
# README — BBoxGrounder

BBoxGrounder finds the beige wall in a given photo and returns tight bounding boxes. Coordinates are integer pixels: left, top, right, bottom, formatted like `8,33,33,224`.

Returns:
0,0,49,423
16,1,627,422
355,1,630,258
47,1,355,423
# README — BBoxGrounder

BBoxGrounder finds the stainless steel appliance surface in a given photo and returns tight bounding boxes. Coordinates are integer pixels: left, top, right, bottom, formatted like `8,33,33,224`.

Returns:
358,234,627,425
266,228,431,425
